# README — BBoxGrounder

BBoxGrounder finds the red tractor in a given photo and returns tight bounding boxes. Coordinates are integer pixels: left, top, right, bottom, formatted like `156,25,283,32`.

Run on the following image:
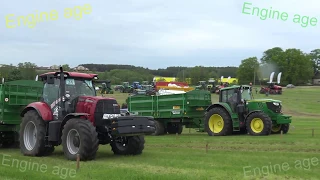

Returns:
19,67,155,161
259,72,283,95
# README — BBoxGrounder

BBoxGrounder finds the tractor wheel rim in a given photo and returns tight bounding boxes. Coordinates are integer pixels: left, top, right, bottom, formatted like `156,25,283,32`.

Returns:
272,124,282,132
209,114,224,133
66,129,80,155
24,121,37,151
250,118,264,133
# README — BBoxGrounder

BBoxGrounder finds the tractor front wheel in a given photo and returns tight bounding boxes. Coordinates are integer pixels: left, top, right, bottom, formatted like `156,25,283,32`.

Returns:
246,112,272,136
205,107,232,136
20,110,53,156
62,119,99,161
271,123,290,134
111,136,145,155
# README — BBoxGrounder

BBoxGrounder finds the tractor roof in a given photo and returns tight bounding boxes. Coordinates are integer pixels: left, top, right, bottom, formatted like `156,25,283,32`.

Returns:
40,72,98,79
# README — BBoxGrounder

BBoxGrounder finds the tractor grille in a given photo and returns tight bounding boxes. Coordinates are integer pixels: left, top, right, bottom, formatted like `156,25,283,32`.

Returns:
94,99,120,126
266,102,282,113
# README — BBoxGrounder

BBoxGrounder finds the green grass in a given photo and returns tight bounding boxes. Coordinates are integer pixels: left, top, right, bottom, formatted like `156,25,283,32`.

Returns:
1,87,320,180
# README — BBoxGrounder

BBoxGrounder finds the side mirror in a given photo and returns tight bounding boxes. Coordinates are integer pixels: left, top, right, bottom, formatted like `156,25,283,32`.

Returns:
47,75,55,84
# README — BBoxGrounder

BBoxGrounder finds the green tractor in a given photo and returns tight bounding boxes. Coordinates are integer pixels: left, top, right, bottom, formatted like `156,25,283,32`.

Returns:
119,82,133,93
96,80,113,94
207,80,216,93
195,81,207,90
204,85,292,136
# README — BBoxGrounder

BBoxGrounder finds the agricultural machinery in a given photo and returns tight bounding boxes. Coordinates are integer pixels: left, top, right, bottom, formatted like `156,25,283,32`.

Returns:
214,76,230,94
195,81,207,90
125,90,212,135
204,85,291,136
132,85,156,96
260,72,283,95
207,80,216,93
1,68,156,161
119,82,133,93
132,82,142,89
96,80,113,94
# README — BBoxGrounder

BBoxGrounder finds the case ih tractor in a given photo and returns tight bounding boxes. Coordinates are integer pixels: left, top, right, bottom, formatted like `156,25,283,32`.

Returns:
260,72,283,95
19,68,155,161
204,85,291,136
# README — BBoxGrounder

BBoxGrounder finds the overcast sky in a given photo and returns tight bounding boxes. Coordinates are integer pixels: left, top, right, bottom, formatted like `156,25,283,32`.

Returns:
0,0,319,69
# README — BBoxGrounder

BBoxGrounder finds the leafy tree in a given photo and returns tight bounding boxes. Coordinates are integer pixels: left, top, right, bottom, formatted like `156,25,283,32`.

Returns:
17,62,37,80
7,68,23,81
237,57,260,84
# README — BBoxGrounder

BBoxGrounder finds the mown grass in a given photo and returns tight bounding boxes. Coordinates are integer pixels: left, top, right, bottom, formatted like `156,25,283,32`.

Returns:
0,86,319,180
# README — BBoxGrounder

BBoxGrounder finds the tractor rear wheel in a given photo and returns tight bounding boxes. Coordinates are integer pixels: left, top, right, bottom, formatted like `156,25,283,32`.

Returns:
62,119,99,161
151,120,165,135
246,112,272,136
20,110,53,156
205,107,232,136
111,136,145,155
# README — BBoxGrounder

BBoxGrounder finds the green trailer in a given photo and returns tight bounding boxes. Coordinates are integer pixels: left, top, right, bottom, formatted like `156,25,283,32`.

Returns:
126,90,212,135
0,79,43,147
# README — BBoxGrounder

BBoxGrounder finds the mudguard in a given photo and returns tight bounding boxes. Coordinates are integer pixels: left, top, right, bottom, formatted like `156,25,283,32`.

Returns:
20,102,53,121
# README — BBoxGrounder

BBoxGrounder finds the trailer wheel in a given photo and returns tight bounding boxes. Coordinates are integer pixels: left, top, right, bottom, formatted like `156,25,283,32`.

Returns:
111,136,145,155
61,118,99,161
151,120,165,135
205,107,232,136
20,110,49,156
246,112,272,136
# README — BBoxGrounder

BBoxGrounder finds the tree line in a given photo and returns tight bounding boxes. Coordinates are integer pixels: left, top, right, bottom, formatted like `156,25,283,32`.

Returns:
237,47,320,85
1,47,319,85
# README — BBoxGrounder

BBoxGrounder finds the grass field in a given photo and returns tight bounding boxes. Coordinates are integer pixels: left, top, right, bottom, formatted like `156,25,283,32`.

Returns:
0,86,319,180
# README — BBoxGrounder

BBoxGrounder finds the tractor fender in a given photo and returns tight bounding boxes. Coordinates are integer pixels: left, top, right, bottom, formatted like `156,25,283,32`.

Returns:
244,110,263,120
206,103,233,118
59,113,91,140
20,102,53,121
61,113,90,128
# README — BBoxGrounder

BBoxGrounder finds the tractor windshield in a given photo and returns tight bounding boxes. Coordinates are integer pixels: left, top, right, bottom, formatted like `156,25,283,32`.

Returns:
241,87,252,100
65,78,96,97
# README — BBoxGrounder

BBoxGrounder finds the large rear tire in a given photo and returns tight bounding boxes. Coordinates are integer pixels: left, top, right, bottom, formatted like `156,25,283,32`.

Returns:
111,136,145,155
61,119,99,161
204,107,232,136
246,112,272,136
20,110,53,156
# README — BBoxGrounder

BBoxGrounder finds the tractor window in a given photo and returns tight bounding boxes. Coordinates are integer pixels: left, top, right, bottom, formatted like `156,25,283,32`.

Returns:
65,78,95,97
43,79,60,107
241,88,252,100
221,90,227,102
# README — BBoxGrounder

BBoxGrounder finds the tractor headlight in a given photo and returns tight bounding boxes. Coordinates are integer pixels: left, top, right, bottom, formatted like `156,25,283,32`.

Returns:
273,102,280,106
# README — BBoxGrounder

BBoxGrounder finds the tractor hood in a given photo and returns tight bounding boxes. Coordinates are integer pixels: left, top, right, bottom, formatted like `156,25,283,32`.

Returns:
247,99,281,103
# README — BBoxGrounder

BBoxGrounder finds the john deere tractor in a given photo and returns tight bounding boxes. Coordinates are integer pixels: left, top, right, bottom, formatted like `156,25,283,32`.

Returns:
204,85,291,136
195,81,207,90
